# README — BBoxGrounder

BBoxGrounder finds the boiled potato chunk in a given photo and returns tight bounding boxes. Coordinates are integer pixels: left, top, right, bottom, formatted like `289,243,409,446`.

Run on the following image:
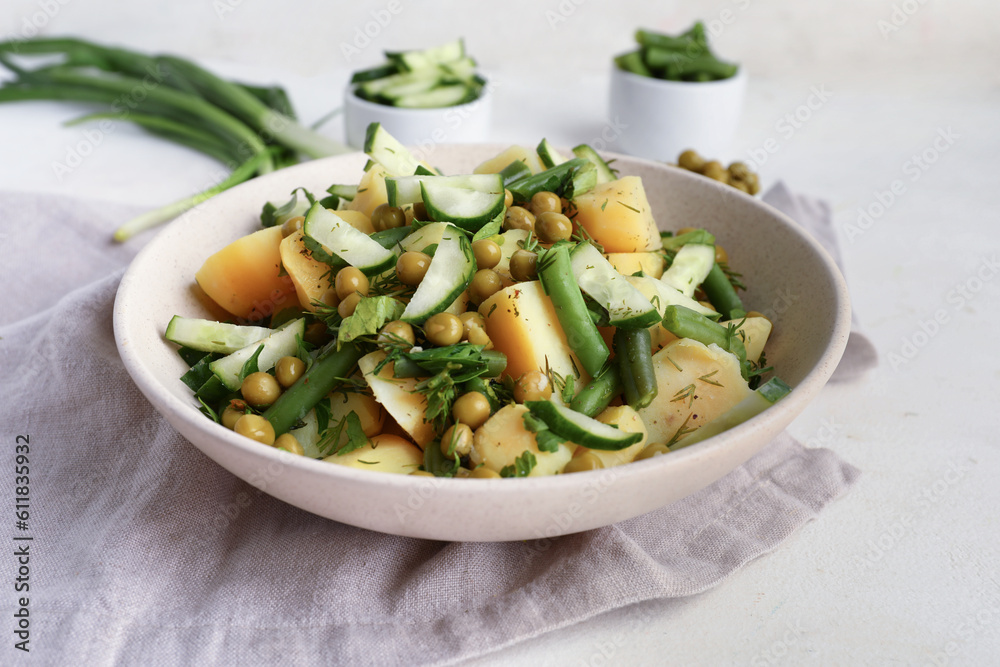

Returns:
323,434,423,474
474,145,544,176
722,316,773,363
605,252,665,279
346,163,390,218
471,404,574,476
478,281,590,393
279,230,333,312
195,225,295,319
287,390,385,458
637,338,753,446
572,405,648,469
571,176,661,253
358,351,435,448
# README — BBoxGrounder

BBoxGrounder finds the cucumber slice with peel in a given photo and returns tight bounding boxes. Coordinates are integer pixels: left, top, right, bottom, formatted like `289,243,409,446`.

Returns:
420,175,504,230
387,38,466,71
165,316,271,354
303,203,396,276
625,275,719,319
386,174,502,208
209,318,306,391
536,138,568,169
400,225,475,323
661,243,716,297
569,242,660,329
363,122,436,176
525,400,644,451
571,144,617,184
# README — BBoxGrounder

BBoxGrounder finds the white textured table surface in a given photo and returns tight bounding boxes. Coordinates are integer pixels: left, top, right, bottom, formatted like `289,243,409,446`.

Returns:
2,1,999,664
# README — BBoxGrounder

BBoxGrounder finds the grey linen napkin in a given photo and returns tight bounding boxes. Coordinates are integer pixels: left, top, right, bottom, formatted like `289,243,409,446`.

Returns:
0,187,867,666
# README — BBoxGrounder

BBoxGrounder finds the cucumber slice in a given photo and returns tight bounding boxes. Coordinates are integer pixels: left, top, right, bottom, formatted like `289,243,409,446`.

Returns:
363,123,434,176
498,160,532,186
507,158,597,203
569,242,660,329
357,68,440,99
420,175,504,230
669,378,791,450
209,318,306,391
661,243,716,297
400,225,475,323
394,84,475,109
325,183,357,201
439,57,479,82
536,138,569,169
165,316,271,354
399,221,452,253
386,174,501,208
303,203,396,276
387,38,466,71
571,144,617,184
350,62,398,84
625,275,719,319
524,400,644,451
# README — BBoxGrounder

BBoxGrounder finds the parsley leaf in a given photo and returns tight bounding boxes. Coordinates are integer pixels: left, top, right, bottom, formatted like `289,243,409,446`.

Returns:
338,296,405,345
500,450,537,478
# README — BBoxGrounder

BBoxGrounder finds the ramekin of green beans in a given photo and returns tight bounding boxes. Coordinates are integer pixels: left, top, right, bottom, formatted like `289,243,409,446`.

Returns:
609,23,746,161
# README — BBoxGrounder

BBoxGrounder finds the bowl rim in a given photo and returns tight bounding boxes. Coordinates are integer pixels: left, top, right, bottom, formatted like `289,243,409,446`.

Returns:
113,145,851,536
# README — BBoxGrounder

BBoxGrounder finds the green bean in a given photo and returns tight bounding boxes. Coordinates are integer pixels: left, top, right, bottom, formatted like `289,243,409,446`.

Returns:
614,50,652,77
569,366,622,417
263,342,362,436
701,263,746,321
537,244,610,378
392,350,507,379
614,327,657,410
661,305,748,379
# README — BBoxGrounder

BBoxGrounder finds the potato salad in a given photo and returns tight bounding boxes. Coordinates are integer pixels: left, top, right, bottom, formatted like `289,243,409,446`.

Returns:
165,123,787,478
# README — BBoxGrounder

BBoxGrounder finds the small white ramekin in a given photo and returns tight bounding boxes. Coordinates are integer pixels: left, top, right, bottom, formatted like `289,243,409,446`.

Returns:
344,83,492,151
608,66,747,162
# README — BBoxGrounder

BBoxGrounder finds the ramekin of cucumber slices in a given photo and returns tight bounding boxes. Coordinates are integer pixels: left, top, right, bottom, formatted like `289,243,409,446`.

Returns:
344,38,492,149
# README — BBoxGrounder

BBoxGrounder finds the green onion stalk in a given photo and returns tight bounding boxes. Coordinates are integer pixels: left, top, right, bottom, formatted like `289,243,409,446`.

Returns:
0,37,352,241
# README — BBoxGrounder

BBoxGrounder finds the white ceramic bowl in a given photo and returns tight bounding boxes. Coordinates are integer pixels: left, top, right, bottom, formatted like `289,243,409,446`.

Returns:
114,146,850,542
343,84,492,151
609,66,747,161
